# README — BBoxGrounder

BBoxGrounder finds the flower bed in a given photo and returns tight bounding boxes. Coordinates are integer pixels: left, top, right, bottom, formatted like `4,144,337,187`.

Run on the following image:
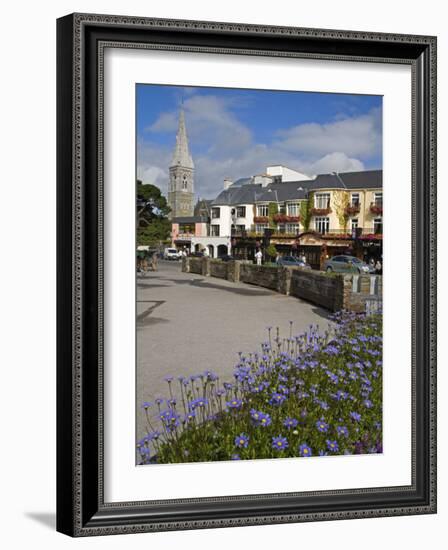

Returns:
138,311,382,464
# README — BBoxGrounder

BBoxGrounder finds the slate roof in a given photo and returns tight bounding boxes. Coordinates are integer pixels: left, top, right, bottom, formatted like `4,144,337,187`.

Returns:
212,184,264,206
257,180,310,202
305,170,382,191
210,170,382,206
194,199,213,216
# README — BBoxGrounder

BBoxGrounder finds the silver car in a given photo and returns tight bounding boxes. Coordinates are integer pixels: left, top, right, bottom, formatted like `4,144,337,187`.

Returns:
323,255,373,274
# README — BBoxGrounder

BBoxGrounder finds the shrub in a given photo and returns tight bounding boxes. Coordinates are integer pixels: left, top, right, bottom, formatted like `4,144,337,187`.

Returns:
137,312,382,464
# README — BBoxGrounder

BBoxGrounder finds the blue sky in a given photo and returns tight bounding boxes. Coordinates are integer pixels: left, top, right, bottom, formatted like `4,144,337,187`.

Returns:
137,84,382,199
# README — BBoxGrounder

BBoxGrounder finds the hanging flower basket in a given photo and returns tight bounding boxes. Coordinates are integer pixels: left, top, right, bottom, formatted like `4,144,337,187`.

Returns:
370,204,383,215
345,205,361,215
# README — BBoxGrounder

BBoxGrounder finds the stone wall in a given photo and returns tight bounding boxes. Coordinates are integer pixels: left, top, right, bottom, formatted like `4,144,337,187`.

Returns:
290,270,344,312
188,257,203,275
239,264,279,290
181,257,382,313
209,259,228,279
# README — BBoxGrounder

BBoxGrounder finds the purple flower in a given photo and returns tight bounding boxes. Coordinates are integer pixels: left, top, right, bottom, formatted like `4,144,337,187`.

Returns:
226,398,243,409
234,433,249,448
283,417,299,429
336,426,349,437
147,430,162,441
363,399,373,409
316,420,329,433
326,439,339,453
350,412,362,422
251,409,272,427
272,436,289,451
141,401,152,410
298,443,312,457
231,454,241,460
269,392,287,406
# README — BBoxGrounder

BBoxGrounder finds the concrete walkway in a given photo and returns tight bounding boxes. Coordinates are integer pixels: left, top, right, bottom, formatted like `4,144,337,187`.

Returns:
136,260,330,439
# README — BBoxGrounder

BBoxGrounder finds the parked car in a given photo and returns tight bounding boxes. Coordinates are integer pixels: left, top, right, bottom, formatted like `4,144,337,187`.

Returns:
190,251,205,258
323,255,373,274
218,254,234,262
276,256,311,269
163,247,181,260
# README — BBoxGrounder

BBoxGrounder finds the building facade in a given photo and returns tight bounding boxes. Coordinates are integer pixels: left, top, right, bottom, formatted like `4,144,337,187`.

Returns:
168,146,382,263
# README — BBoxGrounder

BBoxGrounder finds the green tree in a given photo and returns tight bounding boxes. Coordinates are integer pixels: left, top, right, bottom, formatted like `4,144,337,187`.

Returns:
265,243,278,260
136,180,171,246
137,180,171,216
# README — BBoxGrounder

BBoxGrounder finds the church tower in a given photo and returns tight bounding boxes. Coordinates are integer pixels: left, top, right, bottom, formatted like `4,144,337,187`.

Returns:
168,109,194,218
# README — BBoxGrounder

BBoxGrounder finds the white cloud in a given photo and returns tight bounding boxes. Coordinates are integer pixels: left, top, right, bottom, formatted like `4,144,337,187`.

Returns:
138,97,380,199
275,107,382,159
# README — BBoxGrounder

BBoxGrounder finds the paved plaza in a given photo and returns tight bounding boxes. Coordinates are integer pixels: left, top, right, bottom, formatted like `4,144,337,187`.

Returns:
136,260,330,439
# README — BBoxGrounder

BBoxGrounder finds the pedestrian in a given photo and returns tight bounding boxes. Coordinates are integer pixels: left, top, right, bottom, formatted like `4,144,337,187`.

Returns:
375,259,382,275
301,253,306,264
141,252,149,273
151,251,158,272
369,258,375,269
255,249,263,266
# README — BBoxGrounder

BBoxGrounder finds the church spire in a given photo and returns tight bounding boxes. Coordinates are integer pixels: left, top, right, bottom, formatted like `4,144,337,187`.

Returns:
171,109,194,169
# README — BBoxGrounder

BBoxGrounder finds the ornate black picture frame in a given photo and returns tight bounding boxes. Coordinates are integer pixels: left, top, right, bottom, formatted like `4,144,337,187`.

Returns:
56,13,437,536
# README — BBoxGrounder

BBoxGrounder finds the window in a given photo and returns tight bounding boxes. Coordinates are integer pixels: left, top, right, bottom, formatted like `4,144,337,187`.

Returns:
256,204,268,217
285,223,299,234
182,177,188,190
179,223,194,234
373,192,383,207
272,175,282,183
351,218,359,230
315,193,330,209
210,225,220,237
236,206,246,218
373,218,382,234
315,217,330,234
333,256,347,263
255,224,268,233
287,203,300,216
211,207,220,219
351,193,360,207
277,224,286,234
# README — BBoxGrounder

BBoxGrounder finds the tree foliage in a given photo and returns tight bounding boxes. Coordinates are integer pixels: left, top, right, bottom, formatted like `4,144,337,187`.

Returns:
300,197,312,231
136,180,171,246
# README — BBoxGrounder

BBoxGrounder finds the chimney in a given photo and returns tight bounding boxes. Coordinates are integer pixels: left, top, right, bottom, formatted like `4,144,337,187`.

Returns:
223,177,233,190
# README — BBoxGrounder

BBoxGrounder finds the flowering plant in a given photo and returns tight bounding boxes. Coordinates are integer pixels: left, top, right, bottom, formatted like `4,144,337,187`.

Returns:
137,312,382,464
370,204,383,215
254,216,269,223
345,205,361,215
310,207,332,216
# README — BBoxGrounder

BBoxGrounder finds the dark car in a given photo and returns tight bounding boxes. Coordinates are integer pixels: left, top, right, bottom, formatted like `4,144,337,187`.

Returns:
190,251,205,258
276,256,311,269
218,254,234,262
